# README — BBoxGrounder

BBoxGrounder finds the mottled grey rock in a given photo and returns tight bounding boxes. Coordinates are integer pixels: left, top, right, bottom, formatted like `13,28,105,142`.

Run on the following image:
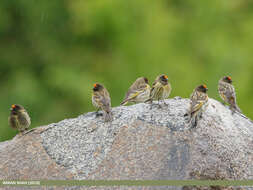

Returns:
0,97,252,190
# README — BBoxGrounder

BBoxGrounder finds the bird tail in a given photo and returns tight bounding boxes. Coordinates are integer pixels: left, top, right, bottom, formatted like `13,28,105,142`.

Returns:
144,98,152,103
104,111,113,122
120,99,128,106
234,112,253,123
230,104,241,113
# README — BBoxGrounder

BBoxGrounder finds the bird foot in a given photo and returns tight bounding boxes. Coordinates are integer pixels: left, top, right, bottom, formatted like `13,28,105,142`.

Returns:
192,121,197,128
96,112,103,117
157,104,163,109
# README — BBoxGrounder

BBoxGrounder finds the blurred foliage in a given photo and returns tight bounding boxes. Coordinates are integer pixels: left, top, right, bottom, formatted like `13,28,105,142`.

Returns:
0,0,253,141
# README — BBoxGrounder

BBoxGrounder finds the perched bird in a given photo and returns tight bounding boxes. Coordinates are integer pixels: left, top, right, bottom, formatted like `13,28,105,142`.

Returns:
145,74,171,107
218,76,241,113
8,104,31,133
92,83,113,122
120,77,150,105
186,84,208,127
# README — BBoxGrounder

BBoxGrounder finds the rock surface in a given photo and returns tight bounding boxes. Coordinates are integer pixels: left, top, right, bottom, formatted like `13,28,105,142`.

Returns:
0,97,252,190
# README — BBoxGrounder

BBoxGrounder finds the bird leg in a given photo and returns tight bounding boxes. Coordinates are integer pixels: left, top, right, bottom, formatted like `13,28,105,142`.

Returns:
199,112,203,119
149,100,154,110
190,115,198,128
193,117,198,128
149,103,154,110
184,113,189,117
157,99,162,109
162,99,168,106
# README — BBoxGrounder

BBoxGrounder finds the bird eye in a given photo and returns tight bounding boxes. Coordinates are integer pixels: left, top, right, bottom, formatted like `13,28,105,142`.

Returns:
93,84,97,88
11,105,16,109
164,75,168,79
227,76,232,80
203,84,207,89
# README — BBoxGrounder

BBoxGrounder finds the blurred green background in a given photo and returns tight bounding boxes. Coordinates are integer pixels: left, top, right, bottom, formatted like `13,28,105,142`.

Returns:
0,0,252,141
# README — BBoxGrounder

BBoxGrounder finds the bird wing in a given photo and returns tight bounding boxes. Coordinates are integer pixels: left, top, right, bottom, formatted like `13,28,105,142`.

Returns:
8,115,19,129
18,111,31,127
226,85,237,105
218,81,228,101
190,92,208,115
150,81,162,98
101,89,111,113
127,84,148,99
190,101,204,114
125,80,147,97
126,91,141,101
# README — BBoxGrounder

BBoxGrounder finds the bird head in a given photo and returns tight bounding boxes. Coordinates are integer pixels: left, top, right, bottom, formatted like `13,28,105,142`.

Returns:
143,77,149,84
196,84,208,93
159,74,168,85
223,76,232,84
93,83,103,92
10,104,24,113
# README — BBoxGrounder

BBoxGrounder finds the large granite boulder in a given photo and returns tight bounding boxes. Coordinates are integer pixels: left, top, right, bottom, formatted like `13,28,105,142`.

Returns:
0,97,252,190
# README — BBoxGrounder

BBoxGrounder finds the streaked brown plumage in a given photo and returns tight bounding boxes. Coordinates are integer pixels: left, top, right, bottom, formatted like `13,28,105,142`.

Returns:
145,74,171,107
8,104,31,133
218,76,241,113
92,83,112,122
186,84,208,127
121,77,150,105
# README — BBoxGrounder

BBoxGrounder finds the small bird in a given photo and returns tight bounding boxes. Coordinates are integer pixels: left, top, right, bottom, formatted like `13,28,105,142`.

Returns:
120,77,150,106
145,74,172,107
218,76,241,113
8,104,31,133
186,84,208,127
92,83,113,122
